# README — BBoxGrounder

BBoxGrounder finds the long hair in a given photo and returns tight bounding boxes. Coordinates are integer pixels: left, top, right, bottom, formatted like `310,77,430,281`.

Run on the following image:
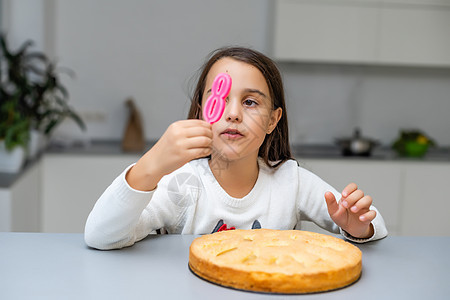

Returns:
188,47,292,168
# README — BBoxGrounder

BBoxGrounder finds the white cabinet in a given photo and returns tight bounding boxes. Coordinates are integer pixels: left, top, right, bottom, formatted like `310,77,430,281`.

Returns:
298,157,450,236
401,162,450,235
378,4,450,66
0,162,41,232
274,0,379,64
274,0,450,67
4,152,450,235
41,154,139,233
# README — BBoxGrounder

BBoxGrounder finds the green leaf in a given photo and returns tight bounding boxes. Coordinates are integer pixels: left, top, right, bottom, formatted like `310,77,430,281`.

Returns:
68,110,87,131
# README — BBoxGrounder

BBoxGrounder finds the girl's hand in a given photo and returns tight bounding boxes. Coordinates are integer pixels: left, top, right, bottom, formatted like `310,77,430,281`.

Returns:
324,183,376,239
126,120,213,191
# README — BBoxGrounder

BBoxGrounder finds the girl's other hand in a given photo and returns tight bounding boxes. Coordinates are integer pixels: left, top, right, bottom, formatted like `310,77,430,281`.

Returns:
126,120,213,191
324,183,376,239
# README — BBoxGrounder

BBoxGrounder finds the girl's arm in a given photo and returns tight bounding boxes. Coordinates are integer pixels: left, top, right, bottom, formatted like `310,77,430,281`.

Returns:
297,167,387,243
85,120,212,249
84,165,155,249
325,183,377,239
126,120,212,191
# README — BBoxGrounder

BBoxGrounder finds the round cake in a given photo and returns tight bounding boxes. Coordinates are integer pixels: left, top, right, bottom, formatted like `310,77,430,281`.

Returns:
189,229,362,294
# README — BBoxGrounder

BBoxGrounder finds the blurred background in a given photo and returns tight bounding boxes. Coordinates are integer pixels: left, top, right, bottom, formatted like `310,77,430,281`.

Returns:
1,0,449,236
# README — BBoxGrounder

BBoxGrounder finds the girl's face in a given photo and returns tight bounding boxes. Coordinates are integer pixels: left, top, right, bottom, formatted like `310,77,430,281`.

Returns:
202,57,282,163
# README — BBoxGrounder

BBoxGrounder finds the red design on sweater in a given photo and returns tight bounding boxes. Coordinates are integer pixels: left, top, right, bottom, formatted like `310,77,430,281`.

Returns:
217,223,236,232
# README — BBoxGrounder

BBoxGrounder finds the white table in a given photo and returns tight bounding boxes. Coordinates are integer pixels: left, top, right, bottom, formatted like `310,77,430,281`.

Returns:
0,233,448,299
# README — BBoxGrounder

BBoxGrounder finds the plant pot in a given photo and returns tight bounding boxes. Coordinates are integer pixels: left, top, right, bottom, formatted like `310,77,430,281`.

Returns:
0,141,26,173
27,129,48,159
28,129,40,159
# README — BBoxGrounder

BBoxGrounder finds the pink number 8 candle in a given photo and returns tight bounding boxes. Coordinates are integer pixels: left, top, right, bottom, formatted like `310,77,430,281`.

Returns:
203,73,232,124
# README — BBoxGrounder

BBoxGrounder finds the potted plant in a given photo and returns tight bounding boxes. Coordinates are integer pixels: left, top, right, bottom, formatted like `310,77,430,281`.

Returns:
25,60,86,157
392,129,436,158
0,34,85,172
0,93,30,172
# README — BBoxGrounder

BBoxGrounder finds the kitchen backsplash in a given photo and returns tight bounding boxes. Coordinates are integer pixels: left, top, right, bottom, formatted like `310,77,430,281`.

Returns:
281,63,450,146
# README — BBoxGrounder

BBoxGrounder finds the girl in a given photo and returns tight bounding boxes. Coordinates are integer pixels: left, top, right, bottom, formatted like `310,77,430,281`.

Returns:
85,47,387,250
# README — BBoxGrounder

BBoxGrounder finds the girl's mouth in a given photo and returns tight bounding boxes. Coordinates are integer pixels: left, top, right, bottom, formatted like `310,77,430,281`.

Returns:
221,128,244,139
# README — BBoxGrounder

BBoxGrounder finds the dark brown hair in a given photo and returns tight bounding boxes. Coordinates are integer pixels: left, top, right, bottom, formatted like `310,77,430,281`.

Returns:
188,47,292,168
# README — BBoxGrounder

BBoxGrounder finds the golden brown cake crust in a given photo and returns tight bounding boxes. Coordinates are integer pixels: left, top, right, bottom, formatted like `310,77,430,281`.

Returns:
189,229,362,294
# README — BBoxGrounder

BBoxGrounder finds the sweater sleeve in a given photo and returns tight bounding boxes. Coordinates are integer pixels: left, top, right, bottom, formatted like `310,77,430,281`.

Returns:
339,205,388,243
84,164,155,250
297,166,388,243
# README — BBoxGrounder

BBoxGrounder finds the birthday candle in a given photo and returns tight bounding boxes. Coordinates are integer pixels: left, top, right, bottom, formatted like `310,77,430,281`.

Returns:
203,73,232,124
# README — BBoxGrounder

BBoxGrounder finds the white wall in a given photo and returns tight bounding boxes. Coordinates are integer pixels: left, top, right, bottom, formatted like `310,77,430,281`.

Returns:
52,0,271,143
4,0,450,147
1,0,46,51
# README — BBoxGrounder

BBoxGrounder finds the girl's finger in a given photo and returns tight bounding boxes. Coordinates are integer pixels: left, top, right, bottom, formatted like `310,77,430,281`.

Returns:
342,183,358,198
350,195,373,213
169,120,211,137
324,191,339,216
341,189,364,208
185,125,213,139
182,119,212,128
188,147,212,159
185,136,213,149
358,210,377,223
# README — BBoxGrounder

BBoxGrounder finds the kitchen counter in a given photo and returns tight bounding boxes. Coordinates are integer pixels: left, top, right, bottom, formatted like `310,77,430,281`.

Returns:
2,140,450,188
47,140,450,160
292,143,450,161
0,233,448,299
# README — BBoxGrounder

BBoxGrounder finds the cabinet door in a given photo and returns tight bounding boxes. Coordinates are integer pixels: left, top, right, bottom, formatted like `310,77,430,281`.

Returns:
401,162,450,235
299,158,402,235
0,162,42,232
273,0,379,63
11,162,42,231
378,4,450,66
41,155,139,233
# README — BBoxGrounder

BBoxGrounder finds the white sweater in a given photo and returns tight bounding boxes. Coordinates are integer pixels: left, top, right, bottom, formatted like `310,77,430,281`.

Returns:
85,158,388,249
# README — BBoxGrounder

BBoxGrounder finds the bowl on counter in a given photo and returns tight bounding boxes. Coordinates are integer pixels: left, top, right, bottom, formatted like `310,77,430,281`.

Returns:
403,141,429,157
335,128,379,157
392,130,436,158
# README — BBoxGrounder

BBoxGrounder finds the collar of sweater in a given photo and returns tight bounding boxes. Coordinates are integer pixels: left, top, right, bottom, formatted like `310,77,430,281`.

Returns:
192,158,272,209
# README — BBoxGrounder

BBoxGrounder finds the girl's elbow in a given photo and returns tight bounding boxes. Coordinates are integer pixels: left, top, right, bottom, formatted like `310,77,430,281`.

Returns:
85,229,110,250
84,225,136,250
84,223,117,250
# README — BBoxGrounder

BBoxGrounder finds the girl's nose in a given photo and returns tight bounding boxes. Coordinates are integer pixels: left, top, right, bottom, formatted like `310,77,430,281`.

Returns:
224,98,242,122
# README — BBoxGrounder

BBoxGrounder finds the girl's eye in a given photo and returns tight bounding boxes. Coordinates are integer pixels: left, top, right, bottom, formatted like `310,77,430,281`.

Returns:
243,99,258,107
